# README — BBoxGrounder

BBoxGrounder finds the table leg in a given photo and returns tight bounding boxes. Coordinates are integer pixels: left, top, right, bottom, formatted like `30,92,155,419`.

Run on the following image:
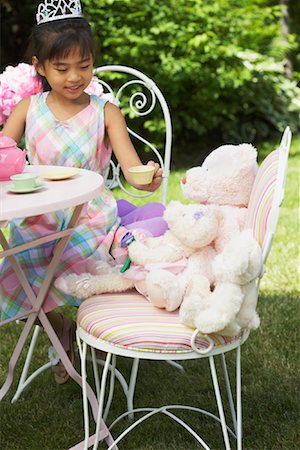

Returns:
38,309,100,421
0,313,37,400
0,205,102,421
0,230,43,400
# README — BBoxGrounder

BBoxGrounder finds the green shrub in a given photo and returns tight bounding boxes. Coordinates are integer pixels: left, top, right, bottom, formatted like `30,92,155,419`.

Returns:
83,0,300,161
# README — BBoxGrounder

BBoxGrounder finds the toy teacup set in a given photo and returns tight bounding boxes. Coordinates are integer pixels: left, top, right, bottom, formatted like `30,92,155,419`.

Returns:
56,142,263,336
0,132,153,192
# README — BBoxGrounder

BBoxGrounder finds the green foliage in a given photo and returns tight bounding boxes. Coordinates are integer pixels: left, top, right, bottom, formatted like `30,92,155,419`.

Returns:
289,0,300,81
1,1,299,163
83,0,300,160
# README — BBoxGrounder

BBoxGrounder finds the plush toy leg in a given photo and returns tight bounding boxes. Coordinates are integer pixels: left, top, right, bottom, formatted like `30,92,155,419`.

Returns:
179,276,211,328
55,272,134,299
217,280,260,336
193,283,245,334
237,280,260,330
145,269,185,311
213,230,262,285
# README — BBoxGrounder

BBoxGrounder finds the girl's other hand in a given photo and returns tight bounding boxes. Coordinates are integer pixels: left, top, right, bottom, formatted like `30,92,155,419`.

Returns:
143,160,163,192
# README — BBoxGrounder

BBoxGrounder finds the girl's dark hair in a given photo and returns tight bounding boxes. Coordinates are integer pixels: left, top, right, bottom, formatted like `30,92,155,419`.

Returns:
27,18,96,91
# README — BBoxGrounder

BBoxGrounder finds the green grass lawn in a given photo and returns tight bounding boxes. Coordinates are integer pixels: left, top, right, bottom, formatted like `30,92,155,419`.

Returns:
0,134,299,450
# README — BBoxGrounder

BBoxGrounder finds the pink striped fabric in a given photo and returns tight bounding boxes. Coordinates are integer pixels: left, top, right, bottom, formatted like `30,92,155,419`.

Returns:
77,292,241,353
245,150,279,247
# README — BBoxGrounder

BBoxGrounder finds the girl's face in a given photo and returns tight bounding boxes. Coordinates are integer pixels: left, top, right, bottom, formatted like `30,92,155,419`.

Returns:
34,47,93,100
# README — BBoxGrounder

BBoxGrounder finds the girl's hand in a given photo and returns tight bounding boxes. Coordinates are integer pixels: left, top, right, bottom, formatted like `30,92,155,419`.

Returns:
143,160,163,192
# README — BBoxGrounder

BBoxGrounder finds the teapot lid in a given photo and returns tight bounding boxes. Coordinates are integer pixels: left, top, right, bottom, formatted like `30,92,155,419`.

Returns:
0,131,17,149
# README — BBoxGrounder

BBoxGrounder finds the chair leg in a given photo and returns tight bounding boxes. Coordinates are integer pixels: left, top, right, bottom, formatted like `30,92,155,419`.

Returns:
166,360,185,372
221,353,237,434
209,356,231,450
103,354,117,421
11,325,52,403
91,347,101,400
92,352,112,450
236,346,242,450
127,358,140,420
80,341,90,450
76,334,118,450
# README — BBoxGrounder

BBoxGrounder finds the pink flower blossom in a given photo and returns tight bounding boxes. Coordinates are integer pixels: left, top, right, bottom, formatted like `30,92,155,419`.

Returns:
0,63,43,125
85,76,119,106
85,75,104,96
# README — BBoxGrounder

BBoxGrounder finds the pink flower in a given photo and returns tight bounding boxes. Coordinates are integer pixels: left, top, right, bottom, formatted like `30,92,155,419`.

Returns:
85,75,104,96
0,63,43,125
85,76,119,106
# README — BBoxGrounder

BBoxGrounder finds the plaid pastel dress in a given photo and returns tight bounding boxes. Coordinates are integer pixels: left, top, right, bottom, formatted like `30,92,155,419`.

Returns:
0,92,125,320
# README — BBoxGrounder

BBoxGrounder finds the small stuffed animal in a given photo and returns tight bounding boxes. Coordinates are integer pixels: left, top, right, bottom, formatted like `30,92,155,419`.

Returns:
127,203,262,335
126,200,220,311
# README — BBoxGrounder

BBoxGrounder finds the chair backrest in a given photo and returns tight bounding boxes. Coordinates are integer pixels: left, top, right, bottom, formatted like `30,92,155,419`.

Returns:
93,65,172,206
245,126,291,265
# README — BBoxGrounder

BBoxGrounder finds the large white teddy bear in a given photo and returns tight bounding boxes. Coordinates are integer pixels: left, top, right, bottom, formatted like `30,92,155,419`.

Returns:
178,143,263,335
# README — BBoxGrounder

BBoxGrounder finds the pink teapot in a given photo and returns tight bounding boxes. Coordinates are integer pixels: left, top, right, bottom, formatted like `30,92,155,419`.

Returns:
0,132,27,181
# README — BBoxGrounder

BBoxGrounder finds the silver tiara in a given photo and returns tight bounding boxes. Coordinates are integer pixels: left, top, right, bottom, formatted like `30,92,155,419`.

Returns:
36,0,82,25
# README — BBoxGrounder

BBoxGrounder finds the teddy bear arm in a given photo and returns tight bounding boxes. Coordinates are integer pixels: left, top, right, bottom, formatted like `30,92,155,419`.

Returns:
128,236,182,265
145,269,186,311
213,230,262,285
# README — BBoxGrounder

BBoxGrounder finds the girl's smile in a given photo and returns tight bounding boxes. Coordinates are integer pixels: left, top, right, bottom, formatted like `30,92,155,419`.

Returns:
65,84,84,95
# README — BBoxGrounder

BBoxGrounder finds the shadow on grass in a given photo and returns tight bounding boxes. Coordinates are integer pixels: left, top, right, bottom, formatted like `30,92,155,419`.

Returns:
1,291,298,450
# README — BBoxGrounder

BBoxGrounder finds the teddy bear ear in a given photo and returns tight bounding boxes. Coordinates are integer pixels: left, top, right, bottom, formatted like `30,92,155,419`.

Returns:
236,143,258,168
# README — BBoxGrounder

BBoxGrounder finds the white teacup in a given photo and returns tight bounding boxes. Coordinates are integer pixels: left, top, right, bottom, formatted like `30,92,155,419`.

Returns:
10,173,39,190
128,165,155,185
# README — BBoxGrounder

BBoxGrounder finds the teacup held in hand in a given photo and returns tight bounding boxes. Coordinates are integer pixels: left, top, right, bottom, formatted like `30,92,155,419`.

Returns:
128,165,155,185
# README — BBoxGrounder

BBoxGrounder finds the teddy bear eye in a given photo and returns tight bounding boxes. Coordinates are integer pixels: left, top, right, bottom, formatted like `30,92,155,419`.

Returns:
194,211,204,220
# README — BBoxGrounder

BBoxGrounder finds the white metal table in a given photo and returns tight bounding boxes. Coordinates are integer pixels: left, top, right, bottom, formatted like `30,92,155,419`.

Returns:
0,165,116,449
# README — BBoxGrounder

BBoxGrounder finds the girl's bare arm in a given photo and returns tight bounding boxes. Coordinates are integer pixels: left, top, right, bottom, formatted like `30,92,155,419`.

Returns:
2,98,30,144
105,102,162,192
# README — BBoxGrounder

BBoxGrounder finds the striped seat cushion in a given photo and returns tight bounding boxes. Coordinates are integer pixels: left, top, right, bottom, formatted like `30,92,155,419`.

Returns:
77,291,241,354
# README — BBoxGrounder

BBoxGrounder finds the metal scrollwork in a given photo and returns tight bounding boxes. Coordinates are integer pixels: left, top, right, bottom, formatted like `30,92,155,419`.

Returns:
116,80,156,117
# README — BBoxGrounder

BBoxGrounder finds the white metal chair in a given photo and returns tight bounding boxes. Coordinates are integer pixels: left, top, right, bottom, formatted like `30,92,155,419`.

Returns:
9,65,173,403
76,126,292,450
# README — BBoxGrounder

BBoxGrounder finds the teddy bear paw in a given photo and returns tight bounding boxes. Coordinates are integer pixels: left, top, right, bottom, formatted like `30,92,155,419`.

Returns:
146,269,184,311
55,273,94,298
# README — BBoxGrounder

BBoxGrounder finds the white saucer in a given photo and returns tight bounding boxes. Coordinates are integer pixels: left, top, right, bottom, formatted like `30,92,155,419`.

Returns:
7,182,45,194
42,167,79,180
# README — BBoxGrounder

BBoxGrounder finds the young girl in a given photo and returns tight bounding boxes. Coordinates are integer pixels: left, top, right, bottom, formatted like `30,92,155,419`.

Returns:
0,1,167,383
